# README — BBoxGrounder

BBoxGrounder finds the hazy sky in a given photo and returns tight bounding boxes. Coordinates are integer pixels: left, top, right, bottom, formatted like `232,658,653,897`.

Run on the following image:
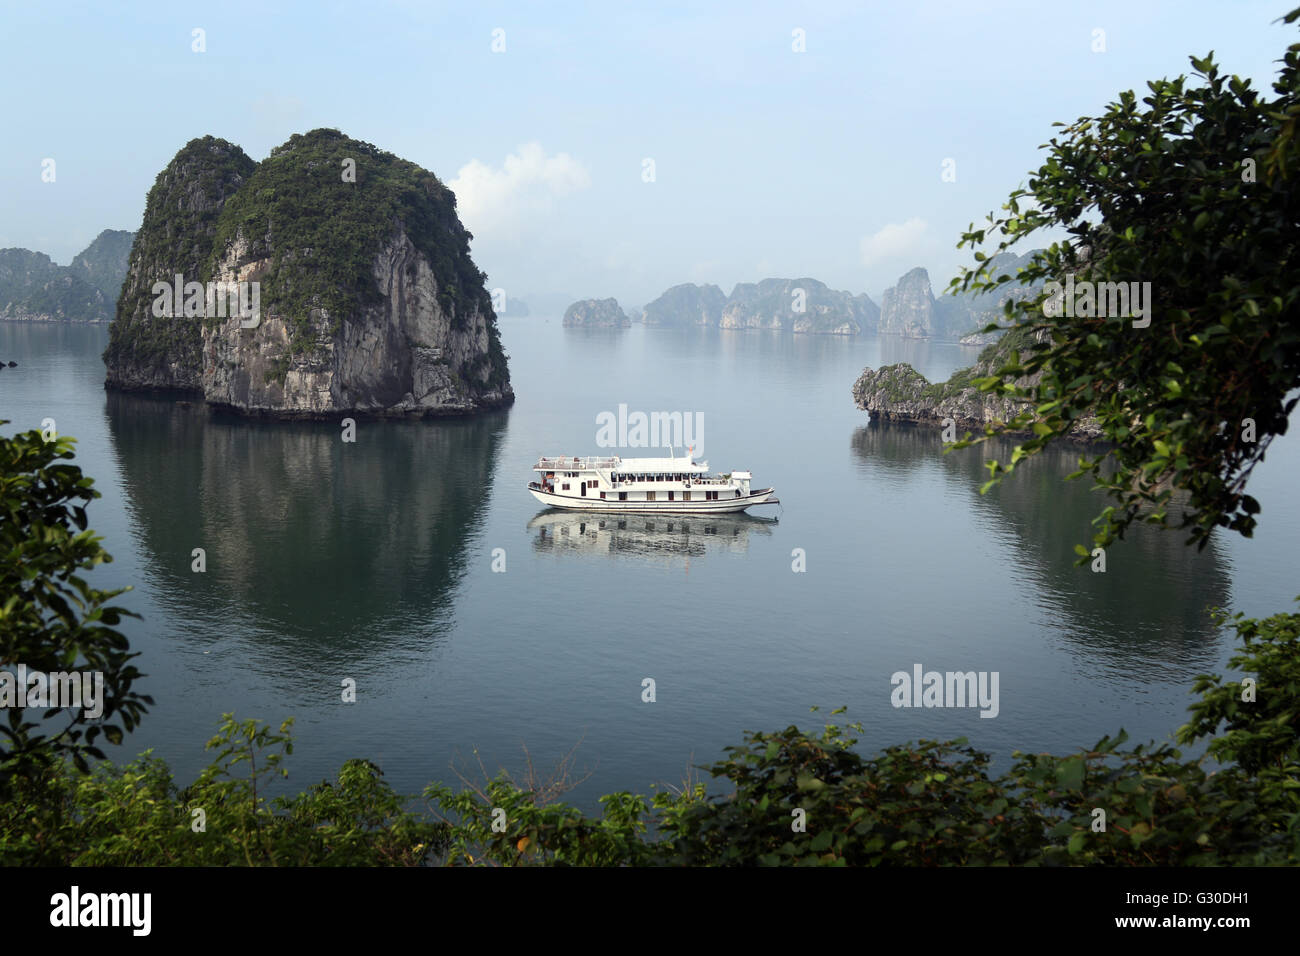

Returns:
1,0,1291,307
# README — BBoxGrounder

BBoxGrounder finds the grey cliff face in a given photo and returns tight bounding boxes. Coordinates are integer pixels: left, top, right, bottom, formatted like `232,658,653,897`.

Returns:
202,230,513,418
877,252,1046,342
70,229,135,300
878,266,979,340
878,267,937,338
719,278,877,334
641,283,727,327
563,298,630,327
105,138,255,393
0,250,64,319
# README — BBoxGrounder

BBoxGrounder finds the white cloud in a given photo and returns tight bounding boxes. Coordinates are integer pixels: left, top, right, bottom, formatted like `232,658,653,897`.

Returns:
859,217,928,266
449,143,590,235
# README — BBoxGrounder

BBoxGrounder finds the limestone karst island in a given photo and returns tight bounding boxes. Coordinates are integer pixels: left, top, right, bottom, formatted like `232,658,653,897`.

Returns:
103,129,513,418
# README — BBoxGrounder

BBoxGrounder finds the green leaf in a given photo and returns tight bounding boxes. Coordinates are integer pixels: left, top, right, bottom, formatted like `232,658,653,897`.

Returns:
1057,758,1085,791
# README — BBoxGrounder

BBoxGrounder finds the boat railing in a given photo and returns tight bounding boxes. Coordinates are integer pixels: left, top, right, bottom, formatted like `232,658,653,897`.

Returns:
533,457,745,486
535,456,621,471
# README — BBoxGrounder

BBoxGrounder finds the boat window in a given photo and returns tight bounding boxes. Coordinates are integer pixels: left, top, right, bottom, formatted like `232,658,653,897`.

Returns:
562,483,570,491
619,492,627,501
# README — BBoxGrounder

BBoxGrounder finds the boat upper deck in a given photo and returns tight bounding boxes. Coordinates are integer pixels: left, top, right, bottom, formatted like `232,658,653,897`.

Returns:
535,454,710,474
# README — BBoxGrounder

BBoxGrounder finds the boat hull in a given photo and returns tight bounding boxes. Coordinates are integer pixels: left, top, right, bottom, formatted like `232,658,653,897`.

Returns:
528,486,779,514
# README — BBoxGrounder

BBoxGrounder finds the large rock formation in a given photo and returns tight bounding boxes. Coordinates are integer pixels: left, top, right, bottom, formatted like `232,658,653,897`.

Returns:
0,231,134,322
852,328,1103,440
641,283,727,327
563,297,629,327
878,267,950,338
0,250,62,314
878,251,1046,342
105,136,255,392
70,230,135,300
720,278,878,334
105,130,513,416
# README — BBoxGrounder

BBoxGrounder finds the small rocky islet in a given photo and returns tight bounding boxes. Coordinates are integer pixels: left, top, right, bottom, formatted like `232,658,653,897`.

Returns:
852,327,1104,441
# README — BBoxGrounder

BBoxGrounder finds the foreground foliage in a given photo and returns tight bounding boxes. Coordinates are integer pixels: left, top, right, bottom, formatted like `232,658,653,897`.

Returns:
2,602,1296,866
1,715,447,866
948,9,1300,552
0,424,150,787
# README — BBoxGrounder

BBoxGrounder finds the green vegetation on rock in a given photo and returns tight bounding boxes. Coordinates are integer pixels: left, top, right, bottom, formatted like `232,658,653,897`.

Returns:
208,130,498,356
0,231,134,323
104,136,255,385
70,229,135,301
0,424,151,786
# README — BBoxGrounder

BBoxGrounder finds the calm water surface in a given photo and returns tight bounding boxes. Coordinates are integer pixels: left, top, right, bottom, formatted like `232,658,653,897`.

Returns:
2,318,1296,807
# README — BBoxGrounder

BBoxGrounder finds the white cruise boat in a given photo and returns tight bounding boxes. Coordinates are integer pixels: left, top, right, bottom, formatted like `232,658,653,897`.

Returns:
528,451,779,514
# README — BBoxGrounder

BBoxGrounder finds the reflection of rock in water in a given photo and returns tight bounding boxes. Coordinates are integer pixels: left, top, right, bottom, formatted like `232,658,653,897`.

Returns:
527,510,775,562
850,422,1232,666
105,390,505,659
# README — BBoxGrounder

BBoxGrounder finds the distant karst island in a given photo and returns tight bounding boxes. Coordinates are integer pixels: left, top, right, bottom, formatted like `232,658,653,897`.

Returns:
561,251,1043,341
563,297,630,328
0,229,134,323
103,129,513,419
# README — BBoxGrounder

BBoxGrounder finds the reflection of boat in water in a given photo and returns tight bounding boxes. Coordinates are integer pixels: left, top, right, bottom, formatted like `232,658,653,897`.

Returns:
527,509,777,559
528,452,779,513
